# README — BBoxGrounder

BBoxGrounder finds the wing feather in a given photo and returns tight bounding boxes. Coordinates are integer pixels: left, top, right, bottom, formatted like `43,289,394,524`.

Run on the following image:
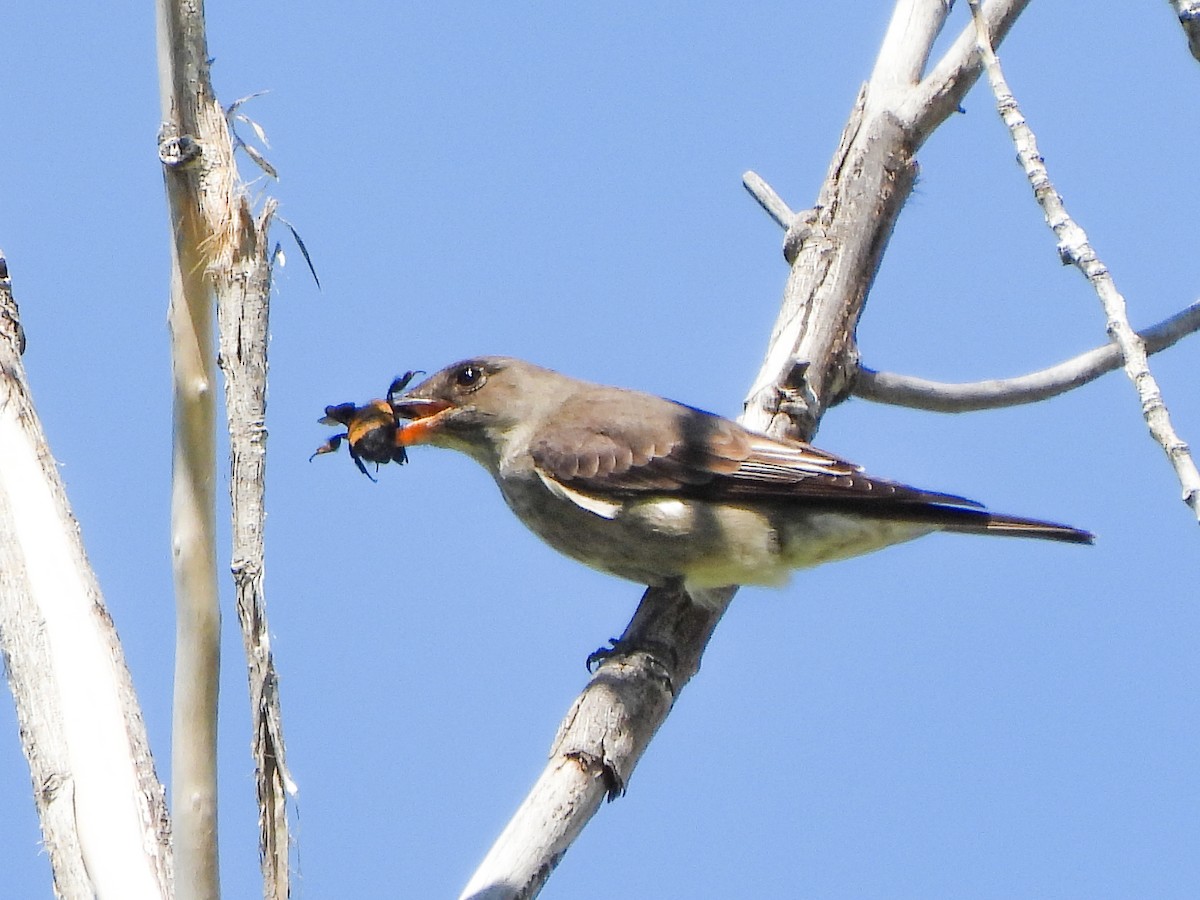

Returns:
527,392,983,511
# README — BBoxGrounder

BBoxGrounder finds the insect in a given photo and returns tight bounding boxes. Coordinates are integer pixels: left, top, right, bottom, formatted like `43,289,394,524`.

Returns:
310,371,421,481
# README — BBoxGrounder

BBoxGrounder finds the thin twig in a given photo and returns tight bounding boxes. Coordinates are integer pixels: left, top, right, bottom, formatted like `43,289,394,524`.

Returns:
855,301,1200,412
969,0,1200,517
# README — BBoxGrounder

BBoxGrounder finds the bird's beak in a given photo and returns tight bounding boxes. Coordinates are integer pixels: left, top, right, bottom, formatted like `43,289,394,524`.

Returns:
390,396,456,446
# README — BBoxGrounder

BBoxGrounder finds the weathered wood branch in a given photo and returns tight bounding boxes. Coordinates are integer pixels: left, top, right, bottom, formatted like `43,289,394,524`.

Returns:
156,0,292,896
216,196,296,899
745,170,1200,413
157,2,226,893
969,0,1200,518
0,254,173,898
855,301,1200,411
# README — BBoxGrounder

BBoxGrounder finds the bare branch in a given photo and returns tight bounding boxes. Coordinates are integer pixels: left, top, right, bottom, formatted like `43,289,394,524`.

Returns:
902,0,1031,139
742,170,795,229
746,169,1200,415
745,168,1200,414
461,585,728,899
0,254,172,897
157,1,293,896
157,3,225,893
855,301,1200,412
216,196,297,898
866,0,954,105
969,0,1200,517
741,81,916,440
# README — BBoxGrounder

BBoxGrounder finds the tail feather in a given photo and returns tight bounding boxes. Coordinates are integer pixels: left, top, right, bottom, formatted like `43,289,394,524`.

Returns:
937,509,1094,545
802,498,1095,545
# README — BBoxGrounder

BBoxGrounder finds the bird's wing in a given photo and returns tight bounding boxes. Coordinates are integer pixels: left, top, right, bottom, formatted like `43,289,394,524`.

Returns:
527,392,983,510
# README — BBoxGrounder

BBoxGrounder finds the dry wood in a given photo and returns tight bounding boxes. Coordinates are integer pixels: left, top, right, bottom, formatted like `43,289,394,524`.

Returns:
156,0,292,896
0,254,173,898
969,0,1200,518
743,170,1200,412
854,301,1200,412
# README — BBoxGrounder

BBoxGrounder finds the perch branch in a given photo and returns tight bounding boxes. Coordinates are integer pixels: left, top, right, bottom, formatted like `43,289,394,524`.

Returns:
461,3,1036,896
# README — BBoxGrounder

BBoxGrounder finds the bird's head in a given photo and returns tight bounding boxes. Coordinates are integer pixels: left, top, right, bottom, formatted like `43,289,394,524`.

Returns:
391,357,567,469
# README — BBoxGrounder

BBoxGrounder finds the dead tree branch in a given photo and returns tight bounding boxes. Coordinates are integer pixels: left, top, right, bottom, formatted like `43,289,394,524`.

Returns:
855,301,1200,411
216,195,296,897
746,166,1200,412
156,0,292,896
969,0,1200,517
0,254,173,898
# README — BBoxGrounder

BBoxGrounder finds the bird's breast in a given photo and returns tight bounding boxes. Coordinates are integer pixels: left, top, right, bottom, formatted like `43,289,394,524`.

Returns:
491,470,791,587
492,468,939,590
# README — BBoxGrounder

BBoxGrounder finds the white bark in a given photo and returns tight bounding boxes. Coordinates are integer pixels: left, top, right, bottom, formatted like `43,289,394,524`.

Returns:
854,301,1200,412
969,0,1200,518
156,1,292,894
165,249,221,900
0,256,172,898
157,4,223,883
743,168,1200,413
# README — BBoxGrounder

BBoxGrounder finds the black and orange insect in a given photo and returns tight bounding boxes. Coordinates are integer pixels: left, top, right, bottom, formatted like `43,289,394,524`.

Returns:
310,371,421,480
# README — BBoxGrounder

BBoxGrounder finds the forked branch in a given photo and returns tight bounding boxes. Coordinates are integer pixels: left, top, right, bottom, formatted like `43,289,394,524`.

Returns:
968,0,1200,517
744,168,1200,413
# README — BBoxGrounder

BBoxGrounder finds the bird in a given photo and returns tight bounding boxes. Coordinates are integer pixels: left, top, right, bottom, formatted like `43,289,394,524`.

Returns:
318,356,1092,595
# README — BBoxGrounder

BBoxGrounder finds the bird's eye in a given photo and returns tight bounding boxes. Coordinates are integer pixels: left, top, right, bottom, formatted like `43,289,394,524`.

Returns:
454,364,485,389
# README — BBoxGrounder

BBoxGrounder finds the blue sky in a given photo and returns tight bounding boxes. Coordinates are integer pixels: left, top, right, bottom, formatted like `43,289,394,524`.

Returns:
3,3,1198,897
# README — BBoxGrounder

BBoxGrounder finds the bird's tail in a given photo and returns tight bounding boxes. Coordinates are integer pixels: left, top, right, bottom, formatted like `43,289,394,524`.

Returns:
935,508,1094,544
